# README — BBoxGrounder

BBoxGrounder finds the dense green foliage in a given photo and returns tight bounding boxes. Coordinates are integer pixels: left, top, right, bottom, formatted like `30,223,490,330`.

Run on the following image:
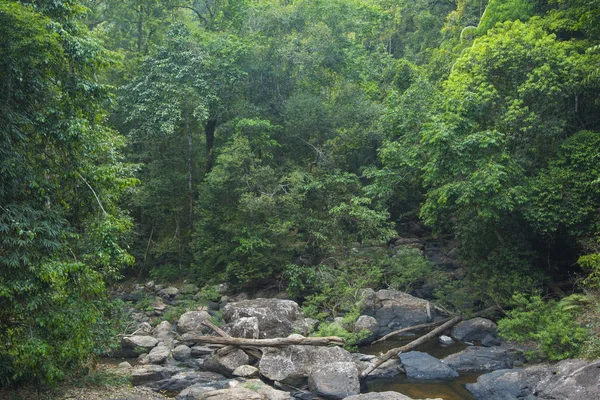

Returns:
0,0,136,386
3,0,600,386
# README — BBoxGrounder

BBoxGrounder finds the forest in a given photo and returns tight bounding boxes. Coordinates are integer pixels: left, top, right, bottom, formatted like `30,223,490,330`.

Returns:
1,0,600,388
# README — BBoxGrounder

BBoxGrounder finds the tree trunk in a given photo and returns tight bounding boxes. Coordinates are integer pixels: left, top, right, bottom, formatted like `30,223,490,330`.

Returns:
205,117,217,171
180,335,345,347
185,100,193,233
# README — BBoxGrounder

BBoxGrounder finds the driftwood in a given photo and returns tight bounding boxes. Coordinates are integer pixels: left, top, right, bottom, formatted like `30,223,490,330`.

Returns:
372,305,502,345
183,335,345,347
360,305,502,379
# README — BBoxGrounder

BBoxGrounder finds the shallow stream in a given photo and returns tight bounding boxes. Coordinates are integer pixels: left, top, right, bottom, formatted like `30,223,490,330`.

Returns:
361,335,478,400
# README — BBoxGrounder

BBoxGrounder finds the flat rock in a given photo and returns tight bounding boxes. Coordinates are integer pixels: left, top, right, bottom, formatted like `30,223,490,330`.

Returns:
442,346,524,373
399,351,458,380
308,362,360,399
122,335,159,350
450,318,497,342
131,365,179,385
259,345,354,385
466,359,600,400
222,298,309,338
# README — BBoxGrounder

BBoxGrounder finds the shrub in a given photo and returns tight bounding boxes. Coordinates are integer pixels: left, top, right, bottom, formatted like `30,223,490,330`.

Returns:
498,294,588,361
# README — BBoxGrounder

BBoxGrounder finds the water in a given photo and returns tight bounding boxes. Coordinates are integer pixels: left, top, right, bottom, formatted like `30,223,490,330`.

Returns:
366,374,478,400
360,334,479,400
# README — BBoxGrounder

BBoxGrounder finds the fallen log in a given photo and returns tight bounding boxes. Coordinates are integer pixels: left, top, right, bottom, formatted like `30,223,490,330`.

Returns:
360,316,462,379
181,335,345,347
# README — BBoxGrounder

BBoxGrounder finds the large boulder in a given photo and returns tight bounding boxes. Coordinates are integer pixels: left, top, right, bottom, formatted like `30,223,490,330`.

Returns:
360,289,443,337
222,298,309,338
203,348,251,376
466,359,600,400
450,318,497,342
259,344,354,385
308,362,360,399
442,346,524,373
399,351,458,380
177,310,211,335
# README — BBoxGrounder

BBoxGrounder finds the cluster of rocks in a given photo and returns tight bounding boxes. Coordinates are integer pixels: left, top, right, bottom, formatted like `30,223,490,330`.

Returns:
113,283,599,400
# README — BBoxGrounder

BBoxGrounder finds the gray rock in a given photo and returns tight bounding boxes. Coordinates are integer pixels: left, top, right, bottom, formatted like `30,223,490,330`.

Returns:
450,317,497,342
203,348,251,376
172,344,192,361
118,361,132,369
233,365,259,378
361,289,443,337
177,310,211,335
353,315,378,334
308,362,360,399
222,298,309,338
399,351,458,380
443,346,524,373
224,316,260,339
159,286,179,298
343,393,413,400
144,344,170,364
131,364,178,385
259,345,354,385
466,359,600,400
122,335,159,350
439,335,455,346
